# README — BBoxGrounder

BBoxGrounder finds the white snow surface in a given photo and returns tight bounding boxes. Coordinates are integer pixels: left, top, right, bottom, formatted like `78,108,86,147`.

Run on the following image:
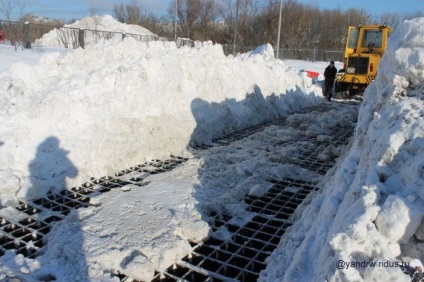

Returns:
0,38,321,204
1,14,423,282
67,15,154,36
260,17,424,282
35,15,155,48
0,33,327,280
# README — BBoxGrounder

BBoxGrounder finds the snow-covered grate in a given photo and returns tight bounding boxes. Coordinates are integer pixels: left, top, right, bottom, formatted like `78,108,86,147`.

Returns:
152,119,355,281
212,121,278,146
191,103,346,151
0,155,188,259
151,179,315,281
289,128,353,175
0,216,47,258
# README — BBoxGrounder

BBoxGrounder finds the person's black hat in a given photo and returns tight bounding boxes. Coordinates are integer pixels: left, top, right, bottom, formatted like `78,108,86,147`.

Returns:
330,61,335,64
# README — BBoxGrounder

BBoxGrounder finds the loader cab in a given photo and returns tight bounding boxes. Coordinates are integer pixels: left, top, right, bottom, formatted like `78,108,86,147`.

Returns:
336,24,392,95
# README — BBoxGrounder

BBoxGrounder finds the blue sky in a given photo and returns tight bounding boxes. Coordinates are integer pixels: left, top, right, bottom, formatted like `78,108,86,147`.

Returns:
7,0,424,22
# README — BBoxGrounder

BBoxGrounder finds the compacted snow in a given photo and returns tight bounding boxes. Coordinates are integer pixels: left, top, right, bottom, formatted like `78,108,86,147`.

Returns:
0,14,423,282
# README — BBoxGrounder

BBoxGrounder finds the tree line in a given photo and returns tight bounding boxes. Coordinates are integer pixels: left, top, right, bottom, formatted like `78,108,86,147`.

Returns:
1,0,422,52
112,0,422,52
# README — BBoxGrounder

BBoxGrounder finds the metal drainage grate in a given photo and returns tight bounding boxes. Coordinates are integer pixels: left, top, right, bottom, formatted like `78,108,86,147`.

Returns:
151,123,355,281
191,103,339,151
212,120,279,147
1,216,51,258
294,128,353,175
150,177,318,281
0,155,188,259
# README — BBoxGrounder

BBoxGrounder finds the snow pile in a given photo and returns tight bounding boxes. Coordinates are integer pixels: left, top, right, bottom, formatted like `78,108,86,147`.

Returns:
35,15,155,48
261,17,424,281
0,39,321,205
67,15,154,35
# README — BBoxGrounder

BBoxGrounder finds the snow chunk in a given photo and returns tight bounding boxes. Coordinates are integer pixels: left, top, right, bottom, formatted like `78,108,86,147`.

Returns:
249,183,273,197
121,251,155,281
176,221,210,243
363,259,410,282
248,44,275,61
375,195,423,243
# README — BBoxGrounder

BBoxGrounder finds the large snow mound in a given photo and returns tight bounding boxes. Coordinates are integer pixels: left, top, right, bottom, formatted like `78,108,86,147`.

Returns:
68,15,154,35
35,15,155,48
261,17,424,282
0,40,321,205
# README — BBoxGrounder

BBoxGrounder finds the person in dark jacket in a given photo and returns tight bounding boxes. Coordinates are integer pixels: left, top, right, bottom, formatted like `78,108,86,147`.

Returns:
323,61,337,101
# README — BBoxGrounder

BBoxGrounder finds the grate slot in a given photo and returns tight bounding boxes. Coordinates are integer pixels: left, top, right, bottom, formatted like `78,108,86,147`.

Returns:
200,259,222,272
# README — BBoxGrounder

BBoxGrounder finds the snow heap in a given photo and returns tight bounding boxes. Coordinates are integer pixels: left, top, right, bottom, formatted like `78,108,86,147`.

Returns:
0,39,321,206
35,15,155,48
67,15,154,35
261,17,424,282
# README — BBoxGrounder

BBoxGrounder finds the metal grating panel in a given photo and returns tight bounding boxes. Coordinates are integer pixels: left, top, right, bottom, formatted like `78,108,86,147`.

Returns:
151,108,355,281
0,155,188,259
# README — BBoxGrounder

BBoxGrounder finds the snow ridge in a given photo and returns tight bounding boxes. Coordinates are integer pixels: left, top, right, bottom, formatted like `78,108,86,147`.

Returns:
261,17,424,282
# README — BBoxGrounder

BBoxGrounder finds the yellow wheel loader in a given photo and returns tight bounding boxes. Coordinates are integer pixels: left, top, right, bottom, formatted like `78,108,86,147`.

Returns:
335,24,392,97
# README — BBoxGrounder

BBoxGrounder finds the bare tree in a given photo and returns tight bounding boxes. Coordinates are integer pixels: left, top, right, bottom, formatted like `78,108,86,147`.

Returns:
112,0,143,25
379,13,402,31
113,2,126,23
126,0,142,24
111,0,405,56
0,0,16,20
176,0,202,39
16,0,27,20
198,0,218,40
89,7,99,17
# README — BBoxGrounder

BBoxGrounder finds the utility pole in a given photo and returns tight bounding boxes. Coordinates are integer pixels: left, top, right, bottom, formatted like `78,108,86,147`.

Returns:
276,0,283,59
233,0,239,56
174,0,178,42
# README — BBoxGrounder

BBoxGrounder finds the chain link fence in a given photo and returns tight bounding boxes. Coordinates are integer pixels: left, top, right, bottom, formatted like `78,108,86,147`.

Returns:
1,19,343,62
222,44,343,62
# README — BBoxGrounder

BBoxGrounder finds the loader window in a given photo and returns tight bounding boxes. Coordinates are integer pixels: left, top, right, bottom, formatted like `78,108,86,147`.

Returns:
348,29,359,48
362,29,383,48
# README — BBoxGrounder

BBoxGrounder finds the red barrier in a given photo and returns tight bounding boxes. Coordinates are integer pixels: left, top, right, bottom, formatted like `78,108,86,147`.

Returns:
305,70,319,79
0,31,5,42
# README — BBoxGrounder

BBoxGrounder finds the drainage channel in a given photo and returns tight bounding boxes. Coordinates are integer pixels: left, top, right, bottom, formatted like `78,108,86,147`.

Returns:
0,155,188,259
147,115,356,281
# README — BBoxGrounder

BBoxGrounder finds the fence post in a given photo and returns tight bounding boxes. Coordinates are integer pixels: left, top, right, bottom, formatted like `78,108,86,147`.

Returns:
122,32,126,41
23,22,31,49
78,28,85,49
313,49,316,62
